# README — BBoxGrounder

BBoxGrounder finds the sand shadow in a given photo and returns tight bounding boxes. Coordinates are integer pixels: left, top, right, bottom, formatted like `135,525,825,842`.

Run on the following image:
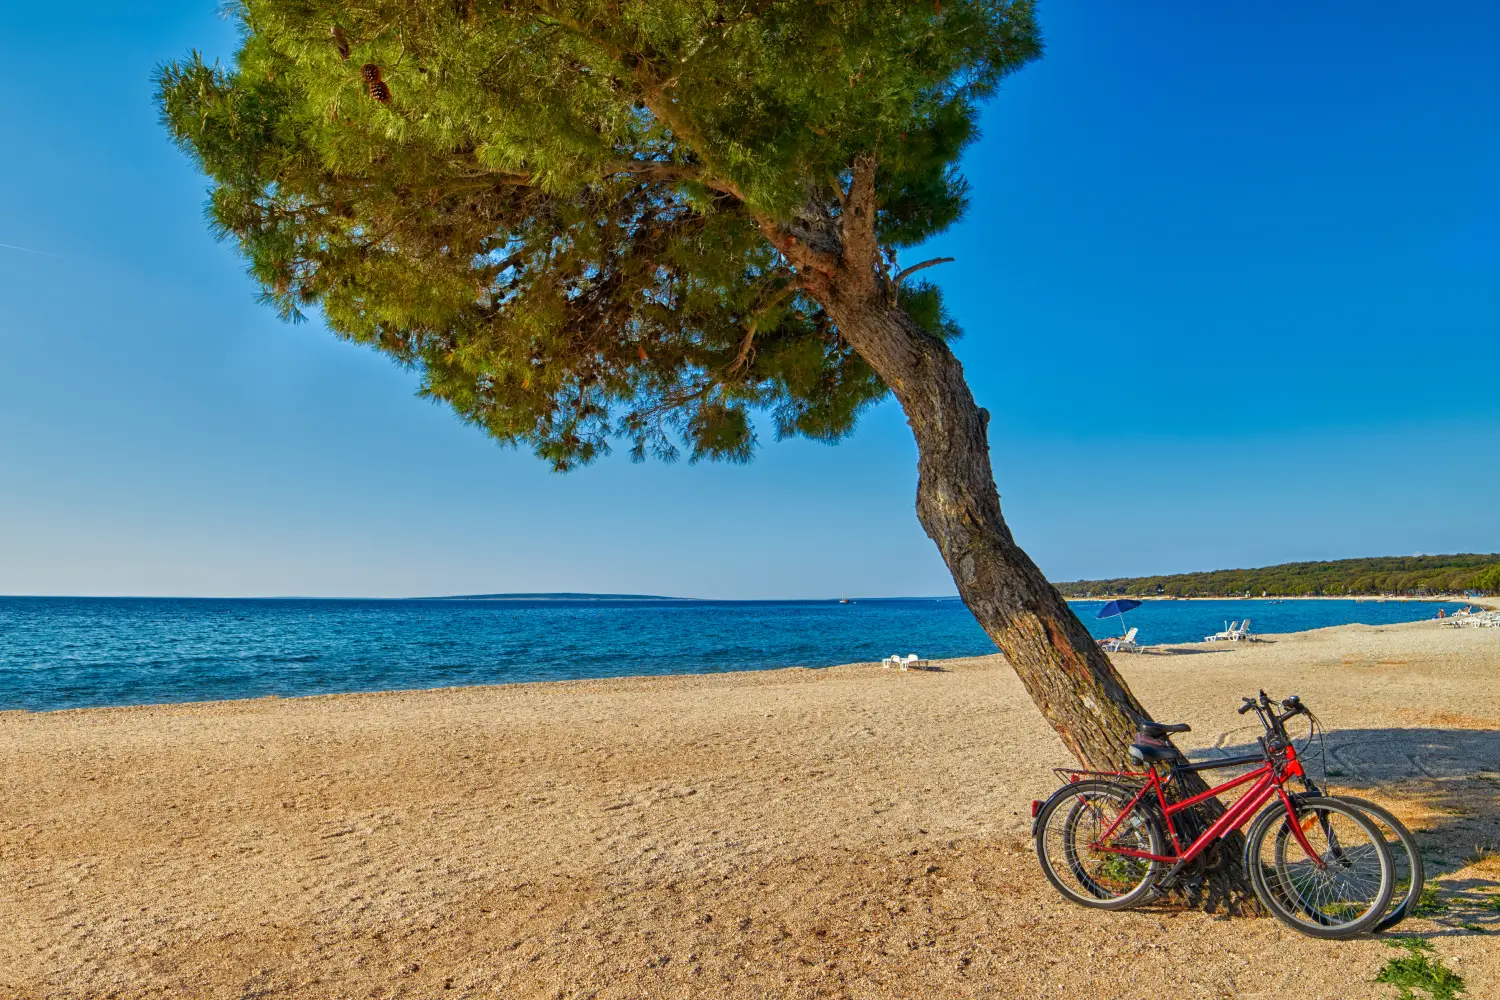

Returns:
1199,726,1500,789
1414,876,1500,939
1194,726,1500,924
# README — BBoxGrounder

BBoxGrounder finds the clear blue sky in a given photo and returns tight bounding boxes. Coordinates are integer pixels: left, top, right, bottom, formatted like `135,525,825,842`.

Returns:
1,2,1496,598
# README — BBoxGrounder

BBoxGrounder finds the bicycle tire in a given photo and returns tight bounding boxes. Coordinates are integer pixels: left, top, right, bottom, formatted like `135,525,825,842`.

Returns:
1034,779,1166,910
1244,795,1393,939
1285,795,1423,933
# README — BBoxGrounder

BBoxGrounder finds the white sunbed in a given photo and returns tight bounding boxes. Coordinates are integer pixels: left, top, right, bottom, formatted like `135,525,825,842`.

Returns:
1102,627,1142,653
1205,621,1241,642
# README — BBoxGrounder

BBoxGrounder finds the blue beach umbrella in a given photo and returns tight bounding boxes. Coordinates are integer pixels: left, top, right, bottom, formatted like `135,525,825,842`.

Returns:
1096,598,1143,638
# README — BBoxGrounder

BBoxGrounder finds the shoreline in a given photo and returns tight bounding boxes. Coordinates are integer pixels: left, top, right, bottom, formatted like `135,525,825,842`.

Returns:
4,601,1486,717
5,611,1486,721
1064,593,1489,603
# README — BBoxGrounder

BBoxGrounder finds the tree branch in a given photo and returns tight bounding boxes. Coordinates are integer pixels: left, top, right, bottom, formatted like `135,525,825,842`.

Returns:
599,160,703,184
893,256,955,285
840,154,880,289
529,5,745,201
751,217,840,279
528,4,838,290
726,279,802,374
826,173,848,207
631,376,718,423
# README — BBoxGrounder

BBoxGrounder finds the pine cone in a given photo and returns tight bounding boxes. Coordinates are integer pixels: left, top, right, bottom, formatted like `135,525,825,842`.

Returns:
361,63,382,84
331,25,350,61
369,80,391,104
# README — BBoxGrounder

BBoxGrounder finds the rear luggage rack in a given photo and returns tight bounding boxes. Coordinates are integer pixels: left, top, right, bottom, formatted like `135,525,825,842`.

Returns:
1052,766,1148,783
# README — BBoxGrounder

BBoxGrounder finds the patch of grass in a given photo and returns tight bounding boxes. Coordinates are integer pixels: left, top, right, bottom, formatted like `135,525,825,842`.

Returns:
1088,852,1146,889
1413,884,1449,917
1485,894,1500,914
1387,936,1433,951
1458,842,1498,868
1375,938,1465,1000
1459,922,1484,933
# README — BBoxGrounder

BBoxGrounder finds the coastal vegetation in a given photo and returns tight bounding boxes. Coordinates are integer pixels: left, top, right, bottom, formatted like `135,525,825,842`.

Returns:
1056,554,1500,599
155,0,1179,853
1375,938,1466,1000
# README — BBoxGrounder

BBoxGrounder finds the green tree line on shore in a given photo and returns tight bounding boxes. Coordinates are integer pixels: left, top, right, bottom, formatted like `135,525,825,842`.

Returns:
1056,554,1500,598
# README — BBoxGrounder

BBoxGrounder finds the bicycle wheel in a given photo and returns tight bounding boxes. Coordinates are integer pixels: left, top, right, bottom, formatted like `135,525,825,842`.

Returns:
1245,795,1393,939
1035,780,1166,910
1280,795,1423,933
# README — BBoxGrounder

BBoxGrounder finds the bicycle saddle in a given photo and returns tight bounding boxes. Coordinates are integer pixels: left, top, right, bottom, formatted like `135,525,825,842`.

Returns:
1138,721,1190,738
1127,735,1183,763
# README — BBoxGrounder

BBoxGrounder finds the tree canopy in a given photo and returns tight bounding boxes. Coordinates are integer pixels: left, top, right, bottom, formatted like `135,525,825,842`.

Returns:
158,0,1040,469
158,2,1178,792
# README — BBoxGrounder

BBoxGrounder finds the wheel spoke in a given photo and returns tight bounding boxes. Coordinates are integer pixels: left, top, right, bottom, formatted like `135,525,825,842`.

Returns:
1261,802,1390,932
1038,783,1161,908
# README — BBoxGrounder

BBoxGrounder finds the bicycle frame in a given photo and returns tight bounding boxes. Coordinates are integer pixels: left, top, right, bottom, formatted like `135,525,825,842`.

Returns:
1075,743,1320,870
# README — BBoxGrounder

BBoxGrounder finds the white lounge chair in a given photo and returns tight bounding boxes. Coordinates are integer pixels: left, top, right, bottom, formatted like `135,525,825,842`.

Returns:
1231,619,1253,641
1205,621,1241,642
1102,628,1141,653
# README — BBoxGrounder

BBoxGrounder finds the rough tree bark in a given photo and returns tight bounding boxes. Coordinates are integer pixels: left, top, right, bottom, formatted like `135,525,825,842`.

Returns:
755,158,1255,911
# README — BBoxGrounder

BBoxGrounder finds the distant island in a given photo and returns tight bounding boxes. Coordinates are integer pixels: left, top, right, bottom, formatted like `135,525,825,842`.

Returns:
418,592,696,602
1054,554,1500,599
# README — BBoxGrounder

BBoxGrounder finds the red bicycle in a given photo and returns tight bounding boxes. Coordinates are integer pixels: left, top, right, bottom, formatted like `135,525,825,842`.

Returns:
1032,692,1394,938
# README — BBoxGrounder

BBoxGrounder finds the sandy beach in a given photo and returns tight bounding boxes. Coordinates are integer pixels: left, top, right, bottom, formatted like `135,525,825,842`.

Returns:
3,619,1497,999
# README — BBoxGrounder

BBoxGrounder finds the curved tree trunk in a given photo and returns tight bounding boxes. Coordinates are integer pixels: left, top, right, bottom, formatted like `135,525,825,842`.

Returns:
820,289,1147,767
758,160,1255,912
822,286,1255,913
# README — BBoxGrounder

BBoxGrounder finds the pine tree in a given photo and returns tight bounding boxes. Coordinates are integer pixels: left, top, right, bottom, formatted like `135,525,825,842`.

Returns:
158,0,1245,902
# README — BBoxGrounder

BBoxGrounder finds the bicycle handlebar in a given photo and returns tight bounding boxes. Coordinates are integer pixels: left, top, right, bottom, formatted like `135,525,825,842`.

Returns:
1237,691,1309,745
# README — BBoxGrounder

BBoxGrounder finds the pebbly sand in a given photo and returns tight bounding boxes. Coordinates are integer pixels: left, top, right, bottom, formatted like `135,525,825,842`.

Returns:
2,619,1497,999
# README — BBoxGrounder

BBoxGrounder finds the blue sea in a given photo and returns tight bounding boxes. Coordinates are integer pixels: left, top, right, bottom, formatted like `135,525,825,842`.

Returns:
0,596,1465,712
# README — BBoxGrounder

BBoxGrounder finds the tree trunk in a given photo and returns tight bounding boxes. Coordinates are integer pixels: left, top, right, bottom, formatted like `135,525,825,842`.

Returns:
820,284,1256,912
819,288,1146,765
754,161,1255,910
